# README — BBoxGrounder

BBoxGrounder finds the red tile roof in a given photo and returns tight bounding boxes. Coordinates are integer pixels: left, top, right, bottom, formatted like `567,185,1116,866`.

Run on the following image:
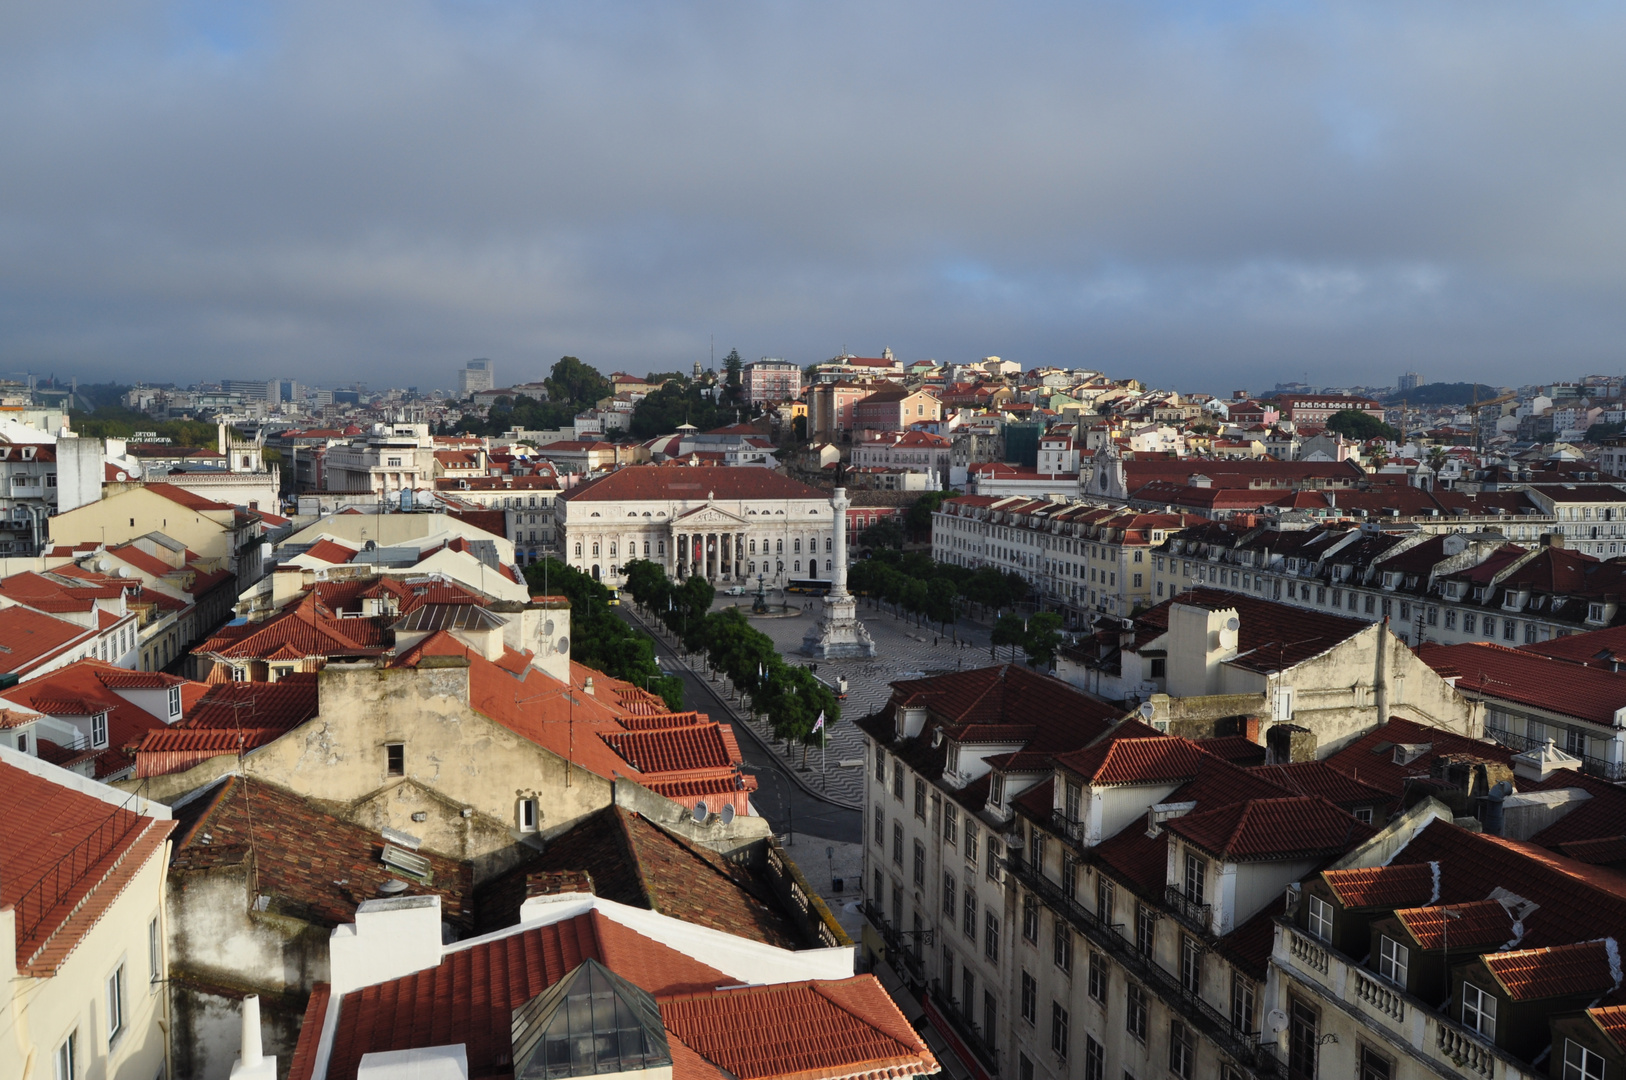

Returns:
889,665,1121,753
559,464,827,503
1165,796,1372,861
0,760,175,975
286,984,330,1080
324,911,727,1080
1395,899,1515,951
1523,625,1626,668
0,605,95,677
1053,737,1206,787
601,724,741,774
1419,641,1626,726
170,776,474,929
1481,939,1621,1001
3,659,196,778
303,538,360,564
1141,587,1371,673
659,979,937,1080
1246,761,1393,810
1323,863,1438,910
1320,717,1514,797
142,481,237,512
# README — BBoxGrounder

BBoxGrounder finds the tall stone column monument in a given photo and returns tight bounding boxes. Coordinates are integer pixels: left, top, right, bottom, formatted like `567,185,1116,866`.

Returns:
803,482,877,659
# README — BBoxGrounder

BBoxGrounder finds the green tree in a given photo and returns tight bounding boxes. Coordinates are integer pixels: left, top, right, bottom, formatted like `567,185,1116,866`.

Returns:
858,517,905,550
544,356,611,407
522,558,683,710
791,415,807,442
1425,445,1449,473
722,349,744,406
991,613,1027,661
1022,612,1064,669
1326,409,1399,442
630,380,732,438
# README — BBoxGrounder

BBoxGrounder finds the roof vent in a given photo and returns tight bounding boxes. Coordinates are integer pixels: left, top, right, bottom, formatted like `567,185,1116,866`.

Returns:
379,879,410,896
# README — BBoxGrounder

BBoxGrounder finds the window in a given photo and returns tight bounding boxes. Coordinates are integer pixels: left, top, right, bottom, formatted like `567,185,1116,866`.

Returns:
1169,1021,1193,1080
965,824,979,868
1230,973,1255,1033
1359,1045,1395,1080
874,747,886,782
1183,850,1206,903
167,685,182,717
1464,612,1477,633
1461,982,1497,1039
106,963,126,1045
941,945,954,987
1050,1002,1069,1060
874,869,883,906
892,759,905,801
1064,781,1082,822
1053,921,1073,973
1125,983,1147,1041
1378,935,1408,986
914,778,926,819
1288,999,1319,1079
983,991,998,1050
385,743,404,777
1180,935,1202,993
1087,951,1107,1002
1136,903,1155,956
519,798,539,831
91,713,108,749
943,873,957,918
148,916,161,985
1307,893,1333,941
1018,1054,1033,1080
1084,1036,1104,1080
961,968,974,1013
985,834,1000,879
1096,875,1114,924
892,822,903,865
944,804,958,845
1062,854,1078,901
873,806,885,847
1022,893,1039,943
963,891,977,939
53,1032,76,1080
1021,971,1037,1023
913,841,925,887
1563,1039,1606,1080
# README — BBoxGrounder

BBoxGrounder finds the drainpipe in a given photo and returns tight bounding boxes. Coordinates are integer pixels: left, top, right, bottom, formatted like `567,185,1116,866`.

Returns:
1374,617,1391,722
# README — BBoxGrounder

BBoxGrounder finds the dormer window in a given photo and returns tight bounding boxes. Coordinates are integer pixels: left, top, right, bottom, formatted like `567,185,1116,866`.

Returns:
91,712,108,749
167,686,182,718
1306,894,1333,941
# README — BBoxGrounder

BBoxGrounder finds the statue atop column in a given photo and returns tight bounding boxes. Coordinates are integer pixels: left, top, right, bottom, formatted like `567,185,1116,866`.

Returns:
802,476,877,659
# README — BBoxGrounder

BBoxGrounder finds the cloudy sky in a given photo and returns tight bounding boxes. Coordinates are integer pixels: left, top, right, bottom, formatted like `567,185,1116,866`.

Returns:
4,2,1625,394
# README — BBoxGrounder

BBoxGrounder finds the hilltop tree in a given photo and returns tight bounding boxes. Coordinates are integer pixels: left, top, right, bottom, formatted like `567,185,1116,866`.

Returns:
1326,408,1398,442
544,356,611,406
722,349,744,406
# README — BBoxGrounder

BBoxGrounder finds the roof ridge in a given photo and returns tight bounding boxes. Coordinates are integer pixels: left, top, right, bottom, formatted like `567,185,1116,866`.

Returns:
24,817,169,972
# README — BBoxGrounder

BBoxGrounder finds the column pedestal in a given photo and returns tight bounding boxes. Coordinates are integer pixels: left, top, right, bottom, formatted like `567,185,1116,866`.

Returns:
802,486,877,659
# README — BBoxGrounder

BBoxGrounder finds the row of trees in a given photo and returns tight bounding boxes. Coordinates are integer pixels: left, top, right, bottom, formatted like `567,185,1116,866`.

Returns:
521,558,685,710
454,356,612,436
622,559,839,751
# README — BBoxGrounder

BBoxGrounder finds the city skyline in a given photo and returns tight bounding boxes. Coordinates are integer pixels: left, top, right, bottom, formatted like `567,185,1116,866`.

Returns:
5,3,1626,390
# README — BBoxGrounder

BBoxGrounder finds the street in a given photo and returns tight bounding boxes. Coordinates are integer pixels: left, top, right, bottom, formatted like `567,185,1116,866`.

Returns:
617,606,861,845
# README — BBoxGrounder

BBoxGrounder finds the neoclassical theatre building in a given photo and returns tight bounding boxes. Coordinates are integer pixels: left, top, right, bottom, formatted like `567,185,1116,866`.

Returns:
554,464,837,587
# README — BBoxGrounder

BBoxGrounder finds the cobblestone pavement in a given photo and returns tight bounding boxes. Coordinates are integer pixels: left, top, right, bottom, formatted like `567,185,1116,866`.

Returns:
698,597,1014,809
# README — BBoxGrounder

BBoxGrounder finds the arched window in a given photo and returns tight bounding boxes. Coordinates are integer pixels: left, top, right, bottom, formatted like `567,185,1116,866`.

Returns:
574,543,582,557
592,542,600,556
609,542,617,557
776,539,784,554
794,560,801,572
825,537,832,552
794,538,802,553
826,559,832,571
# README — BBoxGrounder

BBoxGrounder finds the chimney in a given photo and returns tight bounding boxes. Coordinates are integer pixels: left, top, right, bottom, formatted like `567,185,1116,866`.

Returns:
229,995,277,1080
1266,723,1316,764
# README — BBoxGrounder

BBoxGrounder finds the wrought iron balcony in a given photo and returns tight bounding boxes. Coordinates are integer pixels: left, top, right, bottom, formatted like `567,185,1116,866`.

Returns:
929,978,999,1071
1165,884,1214,935
1009,856,1283,1079
862,899,927,984
1050,809,1086,846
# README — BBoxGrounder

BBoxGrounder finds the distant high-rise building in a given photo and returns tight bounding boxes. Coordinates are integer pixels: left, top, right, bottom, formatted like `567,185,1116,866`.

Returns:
1398,372,1424,393
459,359,495,396
220,379,271,401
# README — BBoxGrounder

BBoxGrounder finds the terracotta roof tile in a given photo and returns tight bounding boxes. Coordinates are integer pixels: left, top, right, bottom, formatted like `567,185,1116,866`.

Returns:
659,978,937,1080
559,465,827,504
1246,761,1393,810
1323,863,1439,910
1420,641,1626,727
1053,737,1206,787
143,482,235,512
0,605,94,676
1395,899,1517,951
1556,835,1626,866
602,725,738,774
286,983,330,1080
1482,939,1621,1001
3,659,191,779
1165,796,1372,861
1321,717,1515,797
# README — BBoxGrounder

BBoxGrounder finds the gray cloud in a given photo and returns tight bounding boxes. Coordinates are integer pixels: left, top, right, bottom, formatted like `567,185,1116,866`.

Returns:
3,1,1626,391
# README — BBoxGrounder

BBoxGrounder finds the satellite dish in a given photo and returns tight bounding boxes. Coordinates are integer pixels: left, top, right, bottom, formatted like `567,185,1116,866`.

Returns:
693,800,710,824
1266,1009,1290,1035
1225,616,1240,631
1139,702,1157,721
96,559,109,572
542,620,555,636
556,636,569,654
719,804,736,825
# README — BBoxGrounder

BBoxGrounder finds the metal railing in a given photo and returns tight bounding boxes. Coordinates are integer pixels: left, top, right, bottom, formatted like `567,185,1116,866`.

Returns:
13,805,146,947
1050,809,1086,846
1009,855,1282,1079
1484,725,1626,780
1165,884,1213,936
929,979,1000,1070
862,899,926,984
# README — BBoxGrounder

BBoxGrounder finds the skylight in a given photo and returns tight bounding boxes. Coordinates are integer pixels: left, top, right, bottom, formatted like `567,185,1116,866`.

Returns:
511,959,672,1079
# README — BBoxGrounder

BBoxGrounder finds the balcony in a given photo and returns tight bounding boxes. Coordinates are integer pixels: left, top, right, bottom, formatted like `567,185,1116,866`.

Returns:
1275,922,1516,1080
928,979,999,1072
1165,884,1213,936
862,899,926,984
1485,725,1625,781
1008,854,1282,1079
1050,809,1086,846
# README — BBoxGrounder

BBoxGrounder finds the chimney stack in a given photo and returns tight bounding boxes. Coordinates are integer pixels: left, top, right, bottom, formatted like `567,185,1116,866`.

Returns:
229,995,276,1080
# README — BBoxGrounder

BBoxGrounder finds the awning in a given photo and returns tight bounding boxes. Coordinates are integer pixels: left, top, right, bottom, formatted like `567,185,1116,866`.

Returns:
874,959,925,1024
